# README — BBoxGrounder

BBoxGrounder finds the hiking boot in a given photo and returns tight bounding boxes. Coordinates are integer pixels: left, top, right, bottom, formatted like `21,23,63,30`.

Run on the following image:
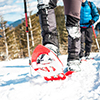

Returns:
67,60,81,72
37,44,59,64
85,52,90,57
45,44,60,57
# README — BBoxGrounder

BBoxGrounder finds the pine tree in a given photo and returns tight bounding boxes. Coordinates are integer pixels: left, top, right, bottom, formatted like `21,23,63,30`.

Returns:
0,16,9,60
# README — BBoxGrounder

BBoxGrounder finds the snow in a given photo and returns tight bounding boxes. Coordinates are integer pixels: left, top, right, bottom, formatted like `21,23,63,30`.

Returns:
0,53,100,100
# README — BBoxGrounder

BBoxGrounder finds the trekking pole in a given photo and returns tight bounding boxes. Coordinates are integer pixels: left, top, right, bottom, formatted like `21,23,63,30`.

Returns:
92,25,100,52
23,0,32,76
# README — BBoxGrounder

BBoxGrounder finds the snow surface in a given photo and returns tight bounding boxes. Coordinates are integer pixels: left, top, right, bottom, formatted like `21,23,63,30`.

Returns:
0,53,100,100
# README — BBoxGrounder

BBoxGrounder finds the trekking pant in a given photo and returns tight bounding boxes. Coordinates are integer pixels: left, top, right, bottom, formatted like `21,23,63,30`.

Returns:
80,27,93,57
67,22,81,62
63,0,82,19
37,0,59,48
63,0,82,62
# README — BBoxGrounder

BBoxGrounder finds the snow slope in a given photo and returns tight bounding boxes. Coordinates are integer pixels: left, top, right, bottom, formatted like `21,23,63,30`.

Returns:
0,53,100,100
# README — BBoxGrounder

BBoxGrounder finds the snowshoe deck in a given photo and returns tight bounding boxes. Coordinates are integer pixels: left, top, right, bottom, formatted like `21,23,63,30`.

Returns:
31,45,67,81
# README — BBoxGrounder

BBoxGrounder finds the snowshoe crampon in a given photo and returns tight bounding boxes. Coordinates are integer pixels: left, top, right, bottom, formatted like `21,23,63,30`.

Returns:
31,45,66,81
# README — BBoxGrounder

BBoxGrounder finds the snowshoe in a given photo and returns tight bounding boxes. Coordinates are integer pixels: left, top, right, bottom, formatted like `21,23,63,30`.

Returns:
31,45,66,81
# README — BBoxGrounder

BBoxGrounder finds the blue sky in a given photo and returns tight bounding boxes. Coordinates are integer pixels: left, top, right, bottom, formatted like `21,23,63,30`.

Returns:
0,0,99,22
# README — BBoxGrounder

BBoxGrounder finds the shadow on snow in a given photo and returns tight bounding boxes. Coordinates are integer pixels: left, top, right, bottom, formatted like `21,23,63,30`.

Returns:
0,74,41,87
4,65,30,68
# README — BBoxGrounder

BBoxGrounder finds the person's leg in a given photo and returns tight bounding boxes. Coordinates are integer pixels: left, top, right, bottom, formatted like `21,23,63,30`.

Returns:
79,28,85,58
65,15,81,71
66,16,81,61
37,0,59,55
63,0,82,71
85,27,93,57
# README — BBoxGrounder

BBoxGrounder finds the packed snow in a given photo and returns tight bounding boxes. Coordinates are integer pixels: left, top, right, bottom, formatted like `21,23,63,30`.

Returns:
0,52,100,100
